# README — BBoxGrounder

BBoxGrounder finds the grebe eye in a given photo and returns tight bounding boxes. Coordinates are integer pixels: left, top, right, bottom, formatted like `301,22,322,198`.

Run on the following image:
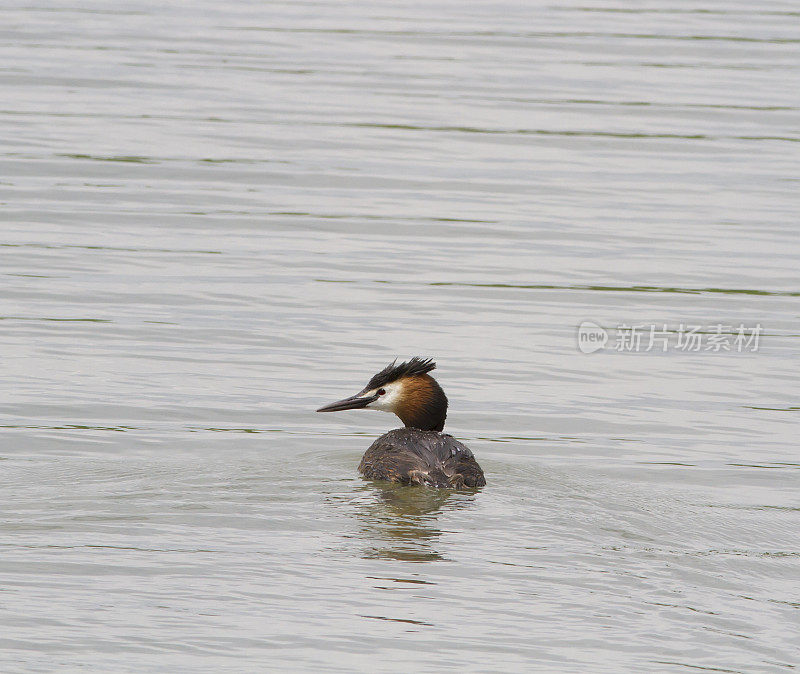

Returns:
377,388,386,396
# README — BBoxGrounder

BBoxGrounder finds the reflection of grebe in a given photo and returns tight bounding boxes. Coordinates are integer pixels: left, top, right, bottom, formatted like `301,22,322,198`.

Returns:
317,358,486,488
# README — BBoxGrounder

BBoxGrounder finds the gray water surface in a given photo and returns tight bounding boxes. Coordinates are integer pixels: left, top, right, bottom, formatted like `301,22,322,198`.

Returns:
1,1,799,672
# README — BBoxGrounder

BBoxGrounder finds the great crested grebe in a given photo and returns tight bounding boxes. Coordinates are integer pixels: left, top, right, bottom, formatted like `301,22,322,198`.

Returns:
316,357,486,488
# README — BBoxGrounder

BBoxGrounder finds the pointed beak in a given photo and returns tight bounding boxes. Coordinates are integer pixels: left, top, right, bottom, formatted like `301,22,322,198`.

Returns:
316,391,378,413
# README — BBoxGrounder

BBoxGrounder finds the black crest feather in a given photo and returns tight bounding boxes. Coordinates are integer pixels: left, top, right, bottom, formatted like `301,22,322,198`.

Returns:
366,357,437,390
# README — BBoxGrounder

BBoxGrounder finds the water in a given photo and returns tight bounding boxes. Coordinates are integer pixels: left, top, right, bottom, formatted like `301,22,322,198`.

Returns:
1,1,799,671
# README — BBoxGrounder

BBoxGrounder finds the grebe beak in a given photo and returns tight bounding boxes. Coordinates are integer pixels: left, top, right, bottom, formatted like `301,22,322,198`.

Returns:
316,391,379,413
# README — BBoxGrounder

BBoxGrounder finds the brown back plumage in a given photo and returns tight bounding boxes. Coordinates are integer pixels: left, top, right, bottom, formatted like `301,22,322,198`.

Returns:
358,428,486,488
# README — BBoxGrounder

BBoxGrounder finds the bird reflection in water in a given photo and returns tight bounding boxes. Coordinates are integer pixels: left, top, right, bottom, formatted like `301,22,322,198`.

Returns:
351,481,479,563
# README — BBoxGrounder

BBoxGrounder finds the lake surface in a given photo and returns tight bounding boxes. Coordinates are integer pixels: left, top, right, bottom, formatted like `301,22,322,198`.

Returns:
1,1,799,671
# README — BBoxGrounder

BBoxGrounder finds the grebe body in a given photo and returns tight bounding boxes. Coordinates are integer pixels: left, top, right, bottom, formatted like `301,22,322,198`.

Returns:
317,358,485,489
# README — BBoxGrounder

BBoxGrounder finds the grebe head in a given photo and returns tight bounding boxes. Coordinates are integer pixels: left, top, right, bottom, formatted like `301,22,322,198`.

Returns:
316,357,448,432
